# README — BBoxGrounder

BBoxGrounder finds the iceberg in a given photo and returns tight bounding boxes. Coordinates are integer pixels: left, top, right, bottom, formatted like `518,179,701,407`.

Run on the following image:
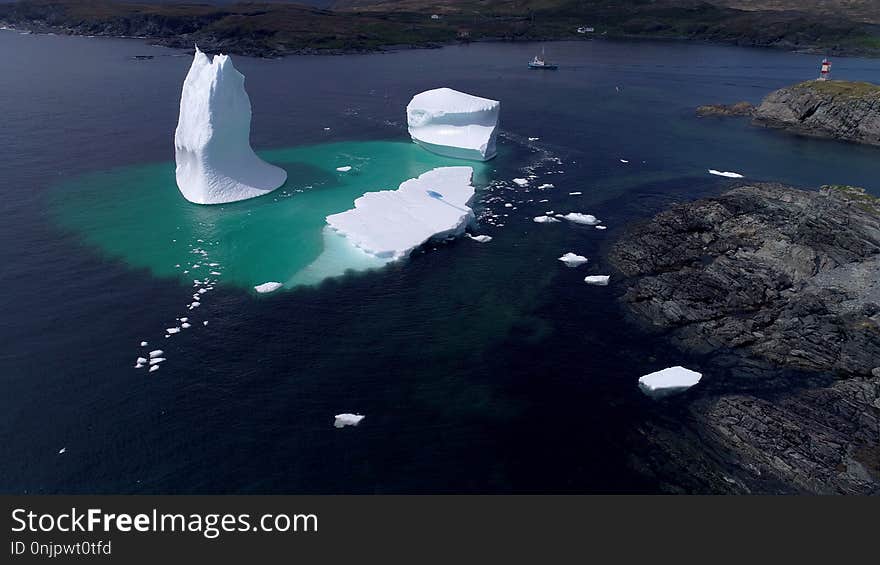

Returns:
326,167,476,261
467,234,493,243
334,413,365,428
558,252,588,267
638,366,702,396
584,275,610,286
533,216,561,223
174,46,287,204
406,88,500,161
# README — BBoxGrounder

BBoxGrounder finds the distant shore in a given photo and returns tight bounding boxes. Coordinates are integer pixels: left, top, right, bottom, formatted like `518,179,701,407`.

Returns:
3,0,880,59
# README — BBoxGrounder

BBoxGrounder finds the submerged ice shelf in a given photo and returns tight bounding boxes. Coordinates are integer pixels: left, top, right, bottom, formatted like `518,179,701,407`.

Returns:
174,46,287,204
407,88,500,161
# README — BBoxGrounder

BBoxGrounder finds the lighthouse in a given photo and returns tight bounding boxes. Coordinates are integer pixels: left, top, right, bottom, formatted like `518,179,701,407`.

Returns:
818,58,832,81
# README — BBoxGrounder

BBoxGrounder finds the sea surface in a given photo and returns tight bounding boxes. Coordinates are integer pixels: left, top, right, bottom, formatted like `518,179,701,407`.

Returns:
2,30,879,493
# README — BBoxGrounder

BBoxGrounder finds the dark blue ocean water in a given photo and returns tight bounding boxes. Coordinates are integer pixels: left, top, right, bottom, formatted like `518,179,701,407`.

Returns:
1,30,879,493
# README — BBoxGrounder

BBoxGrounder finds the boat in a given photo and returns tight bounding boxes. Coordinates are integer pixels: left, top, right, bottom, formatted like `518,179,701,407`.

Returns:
528,47,558,70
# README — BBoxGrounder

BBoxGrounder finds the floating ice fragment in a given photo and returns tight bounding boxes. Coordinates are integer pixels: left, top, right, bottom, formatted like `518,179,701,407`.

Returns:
334,413,365,428
140,341,148,347
620,159,629,164
149,350,164,358
336,166,352,172
181,323,191,329
584,275,610,286
254,281,283,294
149,365,160,373
149,358,166,365
537,183,554,189
166,327,180,334
561,213,601,226
708,169,744,178
558,253,589,267
569,192,582,195
638,366,702,396
512,178,529,187
596,225,608,230
467,234,493,243
533,216,561,224
58,448,66,455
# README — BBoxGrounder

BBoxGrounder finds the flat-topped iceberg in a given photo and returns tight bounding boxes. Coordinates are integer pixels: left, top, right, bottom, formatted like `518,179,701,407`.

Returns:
638,366,702,396
174,46,287,204
406,88,500,161
326,166,476,261
334,413,365,428
559,252,588,267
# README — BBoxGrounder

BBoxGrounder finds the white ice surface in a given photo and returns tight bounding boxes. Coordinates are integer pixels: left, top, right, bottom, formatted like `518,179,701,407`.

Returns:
336,166,352,172
558,252,588,266
407,88,500,161
174,46,287,204
561,213,601,226
584,275,610,286
326,167,475,261
638,366,702,393
708,169,744,178
533,216,561,223
334,413,365,428
254,282,283,294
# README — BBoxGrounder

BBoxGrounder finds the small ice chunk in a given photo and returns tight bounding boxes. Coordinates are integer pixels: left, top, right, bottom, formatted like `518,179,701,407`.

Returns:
149,350,164,358
140,341,148,347
136,357,147,365
149,357,166,365
166,327,181,334
336,166,352,172
203,321,209,326
638,366,702,395
537,183,554,189
334,413,365,428
467,234,493,243
528,137,540,141
504,203,513,208
180,317,188,322
596,225,608,230
533,216,561,223
561,213,601,226
620,159,629,163
558,252,588,266
58,448,66,455
254,282,283,294
584,275,610,286
708,169,744,178
513,178,529,187
149,365,160,372
181,323,191,329
569,191,582,195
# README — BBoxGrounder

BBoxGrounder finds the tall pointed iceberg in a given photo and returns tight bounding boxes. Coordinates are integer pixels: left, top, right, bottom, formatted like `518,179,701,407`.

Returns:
174,46,286,204
406,88,500,161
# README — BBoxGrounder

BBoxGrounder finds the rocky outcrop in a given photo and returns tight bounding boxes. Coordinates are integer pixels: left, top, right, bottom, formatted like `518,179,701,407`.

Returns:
611,183,880,494
753,80,880,145
611,183,880,375
696,101,755,117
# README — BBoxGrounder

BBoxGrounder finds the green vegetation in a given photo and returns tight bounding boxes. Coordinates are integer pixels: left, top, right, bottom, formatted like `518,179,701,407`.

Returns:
796,80,880,98
823,184,880,215
1,0,880,56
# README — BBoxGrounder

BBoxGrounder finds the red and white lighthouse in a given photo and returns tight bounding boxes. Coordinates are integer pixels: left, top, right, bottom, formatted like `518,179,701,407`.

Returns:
819,58,832,81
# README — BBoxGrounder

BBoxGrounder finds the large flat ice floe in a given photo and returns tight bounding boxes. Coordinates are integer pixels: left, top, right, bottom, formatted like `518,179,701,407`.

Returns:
326,166,476,261
406,88,500,161
638,366,702,396
174,46,287,204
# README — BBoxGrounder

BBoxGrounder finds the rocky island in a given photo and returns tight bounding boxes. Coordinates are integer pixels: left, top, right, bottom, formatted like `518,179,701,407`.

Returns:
611,183,880,494
698,80,880,146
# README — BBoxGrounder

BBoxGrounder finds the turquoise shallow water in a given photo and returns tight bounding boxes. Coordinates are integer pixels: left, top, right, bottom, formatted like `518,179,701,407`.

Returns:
51,141,490,289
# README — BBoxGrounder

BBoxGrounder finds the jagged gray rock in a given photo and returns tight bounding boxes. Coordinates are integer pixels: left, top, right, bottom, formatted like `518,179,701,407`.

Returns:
611,183,880,493
753,80,880,145
611,183,880,375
